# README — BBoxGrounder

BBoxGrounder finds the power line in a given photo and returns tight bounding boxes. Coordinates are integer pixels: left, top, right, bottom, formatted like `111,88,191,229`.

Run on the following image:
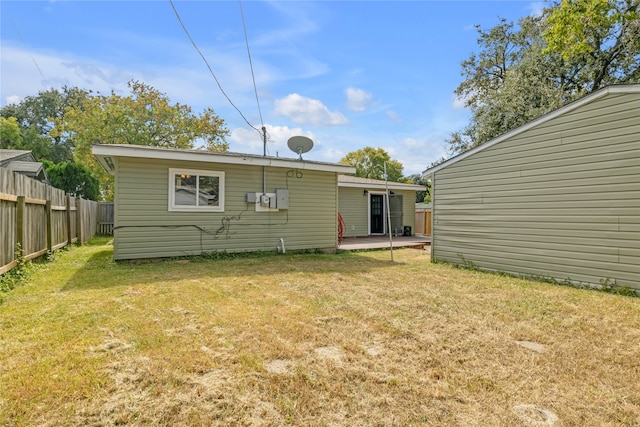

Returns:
169,0,261,135
9,16,46,81
238,0,264,128
238,0,272,156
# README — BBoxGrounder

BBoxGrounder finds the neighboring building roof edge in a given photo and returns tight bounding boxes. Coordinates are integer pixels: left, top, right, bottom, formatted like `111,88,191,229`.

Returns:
422,84,640,178
0,149,36,165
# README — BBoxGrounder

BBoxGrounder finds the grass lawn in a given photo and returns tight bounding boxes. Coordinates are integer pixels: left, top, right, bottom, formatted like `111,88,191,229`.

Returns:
1,237,639,426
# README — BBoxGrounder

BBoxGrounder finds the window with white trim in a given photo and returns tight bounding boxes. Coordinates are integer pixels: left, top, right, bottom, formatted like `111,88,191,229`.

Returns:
169,168,225,212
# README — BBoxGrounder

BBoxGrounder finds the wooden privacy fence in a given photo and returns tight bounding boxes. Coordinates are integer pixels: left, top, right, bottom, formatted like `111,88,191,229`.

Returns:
1,168,100,275
98,202,114,235
415,209,432,236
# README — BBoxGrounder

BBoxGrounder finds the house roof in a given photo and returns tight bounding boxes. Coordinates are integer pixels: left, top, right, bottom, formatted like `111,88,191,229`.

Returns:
0,149,35,166
92,144,356,175
5,161,45,175
422,84,640,178
338,174,426,191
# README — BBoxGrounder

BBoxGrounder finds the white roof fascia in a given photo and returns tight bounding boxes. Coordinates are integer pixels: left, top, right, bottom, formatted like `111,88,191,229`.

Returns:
422,84,640,178
92,144,356,175
338,181,425,191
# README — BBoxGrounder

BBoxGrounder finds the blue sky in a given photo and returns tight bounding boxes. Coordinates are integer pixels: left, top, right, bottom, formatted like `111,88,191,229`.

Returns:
1,1,542,175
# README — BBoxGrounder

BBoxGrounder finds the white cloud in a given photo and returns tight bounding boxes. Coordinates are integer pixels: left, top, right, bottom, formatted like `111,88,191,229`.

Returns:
254,1,319,47
383,137,450,177
319,147,346,163
399,137,420,148
0,43,260,117
345,87,373,112
528,2,545,17
384,145,399,157
0,44,140,106
452,94,468,110
386,110,402,123
5,95,21,105
274,93,348,126
229,123,315,158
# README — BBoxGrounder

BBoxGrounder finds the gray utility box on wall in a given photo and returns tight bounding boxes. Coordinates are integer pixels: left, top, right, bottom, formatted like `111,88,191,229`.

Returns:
246,189,289,209
276,189,289,209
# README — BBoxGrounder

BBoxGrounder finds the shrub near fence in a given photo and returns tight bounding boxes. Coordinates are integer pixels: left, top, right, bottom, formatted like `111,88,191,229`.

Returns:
0,168,99,275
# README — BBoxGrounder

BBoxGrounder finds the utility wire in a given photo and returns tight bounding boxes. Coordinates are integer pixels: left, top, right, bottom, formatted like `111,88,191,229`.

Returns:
238,0,264,128
238,0,273,156
169,0,261,135
10,16,46,81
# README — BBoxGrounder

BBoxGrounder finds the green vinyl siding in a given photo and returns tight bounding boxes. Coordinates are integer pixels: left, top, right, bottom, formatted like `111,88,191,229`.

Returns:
432,90,640,290
338,187,369,237
399,191,416,233
113,158,339,260
338,188,417,237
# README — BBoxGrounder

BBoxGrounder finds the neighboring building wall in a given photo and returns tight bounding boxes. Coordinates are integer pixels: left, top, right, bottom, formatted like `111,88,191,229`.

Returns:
113,157,339,260
338,187,369,238
432,91,640,290
338,187,417,238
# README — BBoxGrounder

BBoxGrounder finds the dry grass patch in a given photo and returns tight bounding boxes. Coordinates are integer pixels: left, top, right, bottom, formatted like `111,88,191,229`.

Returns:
1,237,639,426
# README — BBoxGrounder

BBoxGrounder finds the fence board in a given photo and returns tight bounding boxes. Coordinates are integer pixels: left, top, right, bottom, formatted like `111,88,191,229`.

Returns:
415,209,432,236
1,169,17,268
0,168,101,275
98,202,114,235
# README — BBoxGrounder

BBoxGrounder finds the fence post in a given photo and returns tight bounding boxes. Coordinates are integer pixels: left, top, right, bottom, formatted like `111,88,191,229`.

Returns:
16,195,25,256
66,193,72,246
76,198,83,246
46,200,53,252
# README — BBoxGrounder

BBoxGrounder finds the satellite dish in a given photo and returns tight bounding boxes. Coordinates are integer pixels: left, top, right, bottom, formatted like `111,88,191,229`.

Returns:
287,136,314,160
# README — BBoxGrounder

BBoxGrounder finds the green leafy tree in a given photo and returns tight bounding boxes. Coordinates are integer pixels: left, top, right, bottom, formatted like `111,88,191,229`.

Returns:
0,117,23,148
45,162,100,201
407,173,431,203
447,0,639,155
0,87,89,162
339,147,405,182
544,0,640,90
51,80,230,199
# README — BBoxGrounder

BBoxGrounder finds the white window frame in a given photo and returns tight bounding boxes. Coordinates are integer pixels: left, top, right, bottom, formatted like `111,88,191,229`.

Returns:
168,168,225,212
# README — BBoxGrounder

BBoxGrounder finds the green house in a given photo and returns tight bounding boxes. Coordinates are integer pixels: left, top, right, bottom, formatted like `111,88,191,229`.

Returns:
337,175,426,238
93,144,355,260
423,85,640,291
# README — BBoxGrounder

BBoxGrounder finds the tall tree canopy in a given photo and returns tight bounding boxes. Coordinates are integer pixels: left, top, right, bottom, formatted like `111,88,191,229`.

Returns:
447,0,639,156
51,80,230,199
0,87,88,162
0,117,23,149
339,147,406,182
544,0,639,90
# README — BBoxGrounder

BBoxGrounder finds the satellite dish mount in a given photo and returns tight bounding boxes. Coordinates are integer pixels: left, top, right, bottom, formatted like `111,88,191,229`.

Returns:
287,136,314,160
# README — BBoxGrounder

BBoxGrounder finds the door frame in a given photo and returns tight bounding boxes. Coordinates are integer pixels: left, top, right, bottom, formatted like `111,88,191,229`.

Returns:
367,191,387,235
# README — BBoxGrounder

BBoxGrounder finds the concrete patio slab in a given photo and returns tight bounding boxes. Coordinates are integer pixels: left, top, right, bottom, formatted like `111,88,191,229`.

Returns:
338,235,431,251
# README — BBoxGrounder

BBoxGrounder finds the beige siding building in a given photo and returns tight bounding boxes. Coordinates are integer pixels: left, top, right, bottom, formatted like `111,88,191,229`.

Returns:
93,144,355,260
338,175,425,238
423,85,640,291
